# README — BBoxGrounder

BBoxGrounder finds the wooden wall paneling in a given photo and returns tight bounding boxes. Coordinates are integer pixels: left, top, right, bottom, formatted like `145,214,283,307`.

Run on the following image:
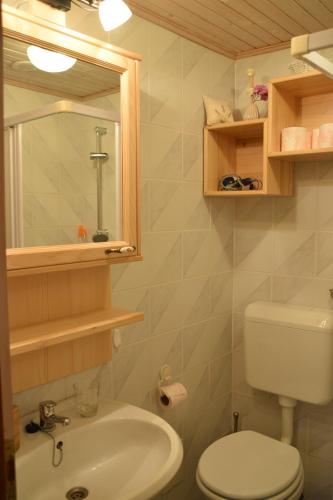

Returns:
269,0,325,32
300,92,333,129
135,60,141,257
126,0,236,58
245,0,309,36
46,343,74,382
11,350,46,393
128,0,333,58
7,274,49,330
218,134,236,178
0,10,16,495
268,83,298,153
235,138,263,182
9,265,117,393
193,0,280,45
45,331,112,385
72,332,112,373
296,0,333,28
130,0,249,52
204,128,219,193
165,0,257,50
264,113,293,196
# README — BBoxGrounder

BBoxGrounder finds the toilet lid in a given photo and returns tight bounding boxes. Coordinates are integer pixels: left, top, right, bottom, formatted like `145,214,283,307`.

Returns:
197,431,301,500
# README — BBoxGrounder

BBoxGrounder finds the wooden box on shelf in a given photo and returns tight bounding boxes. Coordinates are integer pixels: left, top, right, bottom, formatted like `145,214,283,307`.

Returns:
268,70,333,161
204,118,293,197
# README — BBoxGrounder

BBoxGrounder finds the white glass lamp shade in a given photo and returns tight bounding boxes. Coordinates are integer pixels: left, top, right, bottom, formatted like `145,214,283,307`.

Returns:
98,0,132,31
27,46,76,73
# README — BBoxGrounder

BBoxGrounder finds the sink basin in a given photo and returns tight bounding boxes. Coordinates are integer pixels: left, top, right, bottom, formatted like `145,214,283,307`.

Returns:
16,400,183,500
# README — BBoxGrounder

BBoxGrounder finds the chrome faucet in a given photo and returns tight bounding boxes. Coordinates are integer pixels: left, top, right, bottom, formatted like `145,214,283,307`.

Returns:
39,401,71,432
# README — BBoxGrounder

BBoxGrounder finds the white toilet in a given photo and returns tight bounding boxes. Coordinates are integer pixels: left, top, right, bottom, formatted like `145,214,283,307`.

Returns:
197,301,333,500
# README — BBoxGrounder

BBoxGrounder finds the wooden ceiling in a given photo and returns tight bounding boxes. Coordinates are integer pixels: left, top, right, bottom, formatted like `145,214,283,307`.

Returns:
127,0,333,59
3,36,120,100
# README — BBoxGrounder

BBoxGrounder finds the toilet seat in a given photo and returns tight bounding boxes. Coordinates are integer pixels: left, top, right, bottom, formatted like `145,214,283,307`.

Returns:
196,467,304,500
197,431,304,500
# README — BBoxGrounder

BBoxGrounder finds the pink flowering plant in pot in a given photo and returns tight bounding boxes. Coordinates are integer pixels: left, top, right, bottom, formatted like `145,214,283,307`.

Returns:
253,84,268,101
253,84,268,116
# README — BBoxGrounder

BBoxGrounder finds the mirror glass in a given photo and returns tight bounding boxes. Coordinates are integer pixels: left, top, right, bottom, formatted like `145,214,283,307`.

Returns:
3,36,122,248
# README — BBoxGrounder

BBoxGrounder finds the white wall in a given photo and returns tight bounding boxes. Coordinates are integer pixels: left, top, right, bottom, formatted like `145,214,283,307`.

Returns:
12,10,235,499
234,49,333,500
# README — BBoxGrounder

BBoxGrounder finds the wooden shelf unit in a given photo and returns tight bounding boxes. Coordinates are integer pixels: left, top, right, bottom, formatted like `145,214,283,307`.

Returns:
268,147,333,162
268,71,333,156
8,265,144,393
10,308,144,356
204,119,293,197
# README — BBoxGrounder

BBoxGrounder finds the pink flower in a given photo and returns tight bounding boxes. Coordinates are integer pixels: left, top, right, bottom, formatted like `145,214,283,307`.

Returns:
253,84,268,101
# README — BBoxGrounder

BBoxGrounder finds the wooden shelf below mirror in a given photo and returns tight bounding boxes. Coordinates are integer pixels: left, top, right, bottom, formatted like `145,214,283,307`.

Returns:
10,308,144,357
8,264,144,393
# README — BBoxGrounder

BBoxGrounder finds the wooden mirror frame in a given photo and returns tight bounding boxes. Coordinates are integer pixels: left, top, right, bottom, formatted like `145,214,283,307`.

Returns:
2,5,142,272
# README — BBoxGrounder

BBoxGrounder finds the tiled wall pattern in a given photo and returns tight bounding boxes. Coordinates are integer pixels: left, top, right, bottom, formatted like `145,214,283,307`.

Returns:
12,9,235,499
10,7,333,498
4,85,119,246
234,50,333,500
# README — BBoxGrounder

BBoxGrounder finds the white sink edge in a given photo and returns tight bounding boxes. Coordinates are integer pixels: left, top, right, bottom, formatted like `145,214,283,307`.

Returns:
16,399,184,500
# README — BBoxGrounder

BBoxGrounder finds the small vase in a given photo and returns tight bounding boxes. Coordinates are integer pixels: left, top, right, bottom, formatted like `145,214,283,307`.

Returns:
244,101,259,120
256,100,268,118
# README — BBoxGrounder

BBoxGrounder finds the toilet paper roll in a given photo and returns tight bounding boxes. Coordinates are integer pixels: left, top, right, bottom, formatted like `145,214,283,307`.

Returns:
159,383,188,409
281,127,308,151
319,123,333,148
312,128,319,149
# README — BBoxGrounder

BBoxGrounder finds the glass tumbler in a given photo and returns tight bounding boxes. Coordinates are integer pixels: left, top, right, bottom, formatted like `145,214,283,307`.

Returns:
74,379,100,417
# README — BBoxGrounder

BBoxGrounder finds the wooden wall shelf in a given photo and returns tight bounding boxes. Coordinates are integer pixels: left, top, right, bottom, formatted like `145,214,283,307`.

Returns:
204,118,293,197
268,147,333,162
10,308,144,356
268,71,333,158
204,71,333,198
8,265,144,393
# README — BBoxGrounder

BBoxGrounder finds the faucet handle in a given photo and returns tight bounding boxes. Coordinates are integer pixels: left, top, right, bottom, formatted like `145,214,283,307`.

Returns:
39,400,56,417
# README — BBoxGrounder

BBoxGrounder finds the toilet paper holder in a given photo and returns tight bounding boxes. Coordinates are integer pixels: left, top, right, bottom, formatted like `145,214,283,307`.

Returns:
158,365,188,409
159,364,173,386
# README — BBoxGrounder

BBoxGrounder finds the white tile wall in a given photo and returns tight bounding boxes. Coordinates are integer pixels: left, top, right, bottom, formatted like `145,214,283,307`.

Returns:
10,7,333,498
12,9,235,498
233,52,333,499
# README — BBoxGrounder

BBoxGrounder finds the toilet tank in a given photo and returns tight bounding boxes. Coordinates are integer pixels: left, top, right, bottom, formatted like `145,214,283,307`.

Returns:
244,302,333,405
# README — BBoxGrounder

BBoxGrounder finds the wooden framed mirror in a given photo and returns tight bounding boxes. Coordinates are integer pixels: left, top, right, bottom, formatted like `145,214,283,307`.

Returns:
2,5,141,272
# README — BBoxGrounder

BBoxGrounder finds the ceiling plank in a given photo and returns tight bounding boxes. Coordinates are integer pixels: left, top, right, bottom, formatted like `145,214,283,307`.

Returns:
194,0,281,45
173,0,263,48
295,0,333,28
127,0,333,59
246,0,309,35
269,0,325,32
165,0,260,47
127,1,237,58
319,0,333,15
236,40,291,59
219,0,292,41
138,0,253,51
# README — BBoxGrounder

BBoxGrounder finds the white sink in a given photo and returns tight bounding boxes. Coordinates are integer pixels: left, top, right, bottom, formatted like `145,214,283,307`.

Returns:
16,400,183,500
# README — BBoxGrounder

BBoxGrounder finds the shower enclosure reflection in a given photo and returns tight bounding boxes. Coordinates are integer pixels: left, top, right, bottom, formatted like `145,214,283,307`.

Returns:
3,36,122,248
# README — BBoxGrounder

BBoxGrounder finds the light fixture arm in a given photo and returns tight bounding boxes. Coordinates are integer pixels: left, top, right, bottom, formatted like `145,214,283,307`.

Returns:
38,0,132,31
70,0,100,12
